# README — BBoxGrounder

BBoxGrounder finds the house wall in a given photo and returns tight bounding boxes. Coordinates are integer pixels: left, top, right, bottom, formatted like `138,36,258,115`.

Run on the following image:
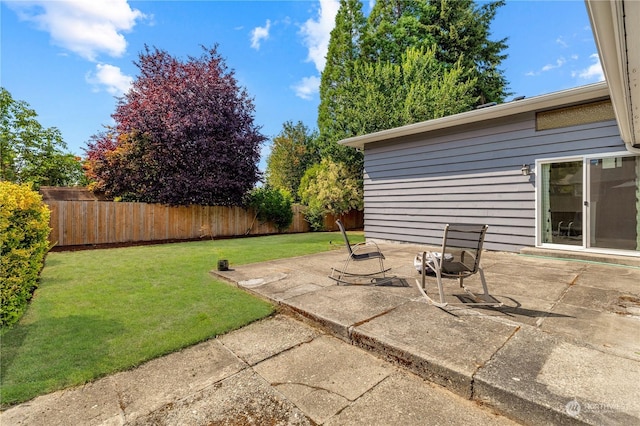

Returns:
362,112,624,252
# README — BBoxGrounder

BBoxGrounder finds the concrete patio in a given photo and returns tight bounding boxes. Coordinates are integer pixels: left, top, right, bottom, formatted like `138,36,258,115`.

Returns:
2,242,639,425
213,242,640,425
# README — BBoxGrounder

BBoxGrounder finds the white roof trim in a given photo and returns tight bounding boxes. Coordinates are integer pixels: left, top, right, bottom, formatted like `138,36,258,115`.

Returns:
340,82,610,149
585,0,639,152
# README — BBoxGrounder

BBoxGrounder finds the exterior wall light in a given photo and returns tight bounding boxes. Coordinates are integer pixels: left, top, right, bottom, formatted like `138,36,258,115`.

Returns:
521,164,532,176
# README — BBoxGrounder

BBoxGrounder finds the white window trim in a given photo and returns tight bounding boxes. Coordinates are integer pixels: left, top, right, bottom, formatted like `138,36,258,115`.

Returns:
535,151,640,257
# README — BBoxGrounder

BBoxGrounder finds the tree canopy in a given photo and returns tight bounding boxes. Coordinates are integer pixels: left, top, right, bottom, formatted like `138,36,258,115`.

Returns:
317,0,508,177
298,158,364,230
1,87,84,188
304,0,509,223
84,46,265,205
265,121,320,202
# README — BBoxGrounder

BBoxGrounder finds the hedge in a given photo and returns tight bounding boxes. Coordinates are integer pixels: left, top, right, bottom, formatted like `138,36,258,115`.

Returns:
1,181,51,327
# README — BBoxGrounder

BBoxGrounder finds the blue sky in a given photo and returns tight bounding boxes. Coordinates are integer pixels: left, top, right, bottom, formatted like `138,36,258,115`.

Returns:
1,0,603,170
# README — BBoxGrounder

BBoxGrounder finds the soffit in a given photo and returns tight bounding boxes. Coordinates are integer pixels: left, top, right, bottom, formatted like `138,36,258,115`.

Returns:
585,0,639,151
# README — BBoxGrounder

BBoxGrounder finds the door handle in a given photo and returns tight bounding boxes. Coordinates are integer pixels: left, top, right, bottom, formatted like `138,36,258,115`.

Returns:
584,201,589,207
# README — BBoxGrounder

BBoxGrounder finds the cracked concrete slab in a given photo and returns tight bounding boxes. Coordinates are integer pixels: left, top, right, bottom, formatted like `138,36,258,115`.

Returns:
127,369,311,426
325,371,517,426
283,285,413,340
252,335,394,424
540,302,640,360
350,301,519,398
474,326,640,425
112,339,246,420
0,377,123,426
219,315,321,366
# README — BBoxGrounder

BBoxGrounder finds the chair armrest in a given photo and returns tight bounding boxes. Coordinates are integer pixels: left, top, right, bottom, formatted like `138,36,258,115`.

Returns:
350,241,382,255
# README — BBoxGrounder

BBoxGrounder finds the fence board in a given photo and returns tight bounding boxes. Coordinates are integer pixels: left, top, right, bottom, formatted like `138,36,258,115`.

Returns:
45,201,363,247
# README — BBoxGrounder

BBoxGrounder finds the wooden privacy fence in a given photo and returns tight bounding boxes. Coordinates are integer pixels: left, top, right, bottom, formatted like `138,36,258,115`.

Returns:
46,201,364,247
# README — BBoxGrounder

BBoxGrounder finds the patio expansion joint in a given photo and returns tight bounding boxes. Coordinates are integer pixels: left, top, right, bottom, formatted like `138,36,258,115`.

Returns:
470,325,522,402
347,301,410,340
534,266,586,328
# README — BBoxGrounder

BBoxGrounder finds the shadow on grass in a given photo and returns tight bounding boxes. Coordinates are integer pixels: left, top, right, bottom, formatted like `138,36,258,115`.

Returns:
1,315,124,408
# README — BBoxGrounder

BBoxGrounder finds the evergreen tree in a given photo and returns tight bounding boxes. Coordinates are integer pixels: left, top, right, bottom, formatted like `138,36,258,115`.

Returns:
361,0,433,63
313,0,508,215
427,0,509,105
316,0,366,176
363,0,508,105
340,46,477,136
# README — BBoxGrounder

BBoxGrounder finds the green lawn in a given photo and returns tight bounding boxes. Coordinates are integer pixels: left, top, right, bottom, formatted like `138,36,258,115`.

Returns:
0,231,362,407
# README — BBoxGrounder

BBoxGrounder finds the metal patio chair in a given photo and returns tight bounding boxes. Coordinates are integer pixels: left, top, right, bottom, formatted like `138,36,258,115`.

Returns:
329,219,393,285
415,224,502,307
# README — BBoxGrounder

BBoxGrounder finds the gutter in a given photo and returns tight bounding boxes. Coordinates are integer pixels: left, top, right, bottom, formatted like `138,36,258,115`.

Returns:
585,0,640,153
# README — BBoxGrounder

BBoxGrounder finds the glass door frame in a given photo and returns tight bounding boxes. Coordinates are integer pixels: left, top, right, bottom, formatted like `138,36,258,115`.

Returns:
535,151,640,256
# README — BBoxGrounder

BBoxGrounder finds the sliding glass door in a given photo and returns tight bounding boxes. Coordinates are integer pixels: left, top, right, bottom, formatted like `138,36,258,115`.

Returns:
539,155,640,253
589,156,639,251
540,161,584,246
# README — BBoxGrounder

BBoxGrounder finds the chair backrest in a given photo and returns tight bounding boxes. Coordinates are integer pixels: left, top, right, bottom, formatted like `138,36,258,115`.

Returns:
441,224,488,274
336,219,354,256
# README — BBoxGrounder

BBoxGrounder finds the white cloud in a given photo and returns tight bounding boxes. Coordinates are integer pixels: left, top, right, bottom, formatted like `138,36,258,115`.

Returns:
250,19,271,50
541,57,566,72
555,36,568,48
527,56,569,76
7,0,145,61
86,63,133,95
292,76,320,100
299,0,339,73
575,53,604,82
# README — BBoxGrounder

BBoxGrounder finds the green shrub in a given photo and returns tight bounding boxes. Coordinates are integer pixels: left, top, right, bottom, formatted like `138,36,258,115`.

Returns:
246,186,294,232
0,181,51,327
302,204,326,231
298,159,363,231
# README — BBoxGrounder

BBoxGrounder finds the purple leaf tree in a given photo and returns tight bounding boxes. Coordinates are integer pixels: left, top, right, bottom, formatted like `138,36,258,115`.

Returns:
85,45,265,205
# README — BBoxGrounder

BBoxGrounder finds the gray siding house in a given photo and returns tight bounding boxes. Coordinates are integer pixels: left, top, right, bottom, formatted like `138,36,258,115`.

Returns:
339,1,640,258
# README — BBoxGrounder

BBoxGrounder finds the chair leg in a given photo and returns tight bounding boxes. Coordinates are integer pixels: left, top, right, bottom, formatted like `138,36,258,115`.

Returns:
330,252,393,285
378,256,386,278
340,257,351,281
415,252,448,307
478,267,490,297
460,267,501,306
435,268,446,305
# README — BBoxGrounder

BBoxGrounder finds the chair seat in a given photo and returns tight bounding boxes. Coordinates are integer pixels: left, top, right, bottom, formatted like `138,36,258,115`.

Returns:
352,251,385,261
329,219,392,285
415,224,501,307
442,261,473,275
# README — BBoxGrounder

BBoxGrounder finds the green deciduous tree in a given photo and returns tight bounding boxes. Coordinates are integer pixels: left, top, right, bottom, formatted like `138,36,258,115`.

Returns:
298,158,363,231
0,88,84,188
246,186,293,232
265,121,320,202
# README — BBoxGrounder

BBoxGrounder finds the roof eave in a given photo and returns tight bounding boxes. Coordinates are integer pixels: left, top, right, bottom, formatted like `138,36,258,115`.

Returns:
340,82,610,149
585,0,640,152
